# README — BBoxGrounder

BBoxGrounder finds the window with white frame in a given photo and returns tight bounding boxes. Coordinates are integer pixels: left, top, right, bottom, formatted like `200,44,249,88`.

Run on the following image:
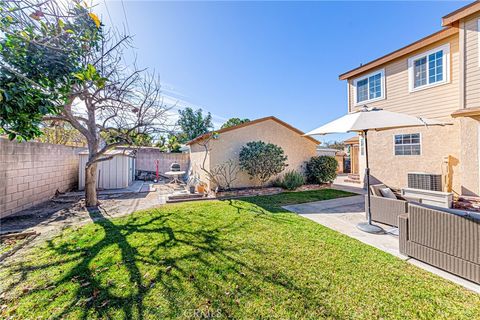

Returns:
353,69,385,105
394,133,421,156
408,44,450,91
359,136,365,156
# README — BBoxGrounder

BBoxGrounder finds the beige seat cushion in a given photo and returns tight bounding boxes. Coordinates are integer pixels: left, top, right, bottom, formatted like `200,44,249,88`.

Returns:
380,188,397,199
370,184,387,197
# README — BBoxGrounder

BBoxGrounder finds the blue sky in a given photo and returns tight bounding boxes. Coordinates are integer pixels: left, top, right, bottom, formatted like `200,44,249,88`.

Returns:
97,0,467,143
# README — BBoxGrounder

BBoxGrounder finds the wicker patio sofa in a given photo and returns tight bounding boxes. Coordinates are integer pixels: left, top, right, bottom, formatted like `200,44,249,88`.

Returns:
399,203,480,284
366,184,420,227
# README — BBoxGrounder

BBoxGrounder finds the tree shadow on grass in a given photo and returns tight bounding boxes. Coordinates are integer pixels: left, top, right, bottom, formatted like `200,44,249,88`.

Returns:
224,189,358,215
220,198,302,227
221,199,272,215
0,192,151,235
2,204,337,319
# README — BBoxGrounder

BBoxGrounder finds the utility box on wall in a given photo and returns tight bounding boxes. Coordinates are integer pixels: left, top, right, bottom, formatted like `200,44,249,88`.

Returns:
78,150,135,190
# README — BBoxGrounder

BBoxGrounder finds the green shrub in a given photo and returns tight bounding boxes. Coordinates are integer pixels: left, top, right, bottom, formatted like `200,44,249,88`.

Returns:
281,170,306,190
271,176,284,188
305,156,338,184
239,141,288,185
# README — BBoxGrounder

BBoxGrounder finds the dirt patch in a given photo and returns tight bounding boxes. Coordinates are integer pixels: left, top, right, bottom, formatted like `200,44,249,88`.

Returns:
214,184,331,199
0,231,38,262
0,184,175,257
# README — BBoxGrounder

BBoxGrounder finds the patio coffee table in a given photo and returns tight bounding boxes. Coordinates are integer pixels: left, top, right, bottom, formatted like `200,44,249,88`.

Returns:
165,170,186,185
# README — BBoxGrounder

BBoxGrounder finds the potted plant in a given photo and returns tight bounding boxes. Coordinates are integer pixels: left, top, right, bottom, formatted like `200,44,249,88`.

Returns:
187,176,200,194
197,182,206,194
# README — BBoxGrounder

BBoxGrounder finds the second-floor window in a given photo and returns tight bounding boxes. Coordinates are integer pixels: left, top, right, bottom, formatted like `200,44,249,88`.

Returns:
353,69,385,105
408,44,450,92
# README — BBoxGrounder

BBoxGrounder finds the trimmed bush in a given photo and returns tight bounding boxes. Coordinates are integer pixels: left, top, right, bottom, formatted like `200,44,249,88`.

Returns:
305,156,338,184
239,141,288,185
271,176,284,188
281,170,306,190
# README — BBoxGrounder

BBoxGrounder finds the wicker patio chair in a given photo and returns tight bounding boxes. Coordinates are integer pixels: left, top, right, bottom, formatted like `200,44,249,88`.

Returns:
366,184,412,227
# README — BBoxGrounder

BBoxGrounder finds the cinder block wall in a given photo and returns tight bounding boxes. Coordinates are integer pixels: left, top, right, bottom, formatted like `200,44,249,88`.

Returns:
134,148,190,174
0,138,83,218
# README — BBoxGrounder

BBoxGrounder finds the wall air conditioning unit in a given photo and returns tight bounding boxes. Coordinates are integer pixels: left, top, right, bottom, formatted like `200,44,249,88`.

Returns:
407,172,442,192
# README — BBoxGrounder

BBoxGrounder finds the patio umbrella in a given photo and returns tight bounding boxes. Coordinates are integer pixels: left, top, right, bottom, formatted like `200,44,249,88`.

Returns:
305,106,449,234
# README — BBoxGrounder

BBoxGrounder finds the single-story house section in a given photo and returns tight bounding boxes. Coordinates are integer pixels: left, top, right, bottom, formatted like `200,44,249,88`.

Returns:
343,136,360,175
187,116,320,189
78,149,135,190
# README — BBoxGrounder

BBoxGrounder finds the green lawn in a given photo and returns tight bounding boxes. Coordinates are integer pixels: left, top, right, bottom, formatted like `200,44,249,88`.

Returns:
1,189,479,319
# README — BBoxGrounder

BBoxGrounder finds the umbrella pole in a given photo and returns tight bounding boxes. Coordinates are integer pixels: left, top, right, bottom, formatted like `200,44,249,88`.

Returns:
357,130,384,234
365,130,372,224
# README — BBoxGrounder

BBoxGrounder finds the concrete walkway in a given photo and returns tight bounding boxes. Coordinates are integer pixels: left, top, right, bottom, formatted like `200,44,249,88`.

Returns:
63,180,155,197
284,192,480,294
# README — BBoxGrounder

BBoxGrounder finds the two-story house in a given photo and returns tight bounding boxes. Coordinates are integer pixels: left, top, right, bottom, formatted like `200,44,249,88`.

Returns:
340,1,480,197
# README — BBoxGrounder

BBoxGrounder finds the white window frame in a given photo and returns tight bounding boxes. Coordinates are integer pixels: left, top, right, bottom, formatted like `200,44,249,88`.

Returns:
408,44,450,92
352,69,386,106
359,135,365,156
393,133,422,156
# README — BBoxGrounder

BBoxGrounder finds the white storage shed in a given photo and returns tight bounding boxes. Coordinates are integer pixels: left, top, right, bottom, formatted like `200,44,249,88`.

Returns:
316,147,340,157
78,150,136,190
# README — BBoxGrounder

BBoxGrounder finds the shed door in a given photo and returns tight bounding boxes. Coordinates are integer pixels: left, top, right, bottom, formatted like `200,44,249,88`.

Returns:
351,145,359,175
129,157,134,182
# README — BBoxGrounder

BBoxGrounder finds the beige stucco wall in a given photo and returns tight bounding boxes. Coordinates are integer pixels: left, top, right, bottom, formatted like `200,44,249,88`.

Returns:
355,118,480,196
457,13,480,196
335,154,344,174
459,116,480,196
189,119,318,189
348,34,460,119
189,142,211,187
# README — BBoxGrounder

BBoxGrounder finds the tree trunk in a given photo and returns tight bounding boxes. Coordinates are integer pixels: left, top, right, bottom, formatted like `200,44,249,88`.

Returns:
85,163,98,207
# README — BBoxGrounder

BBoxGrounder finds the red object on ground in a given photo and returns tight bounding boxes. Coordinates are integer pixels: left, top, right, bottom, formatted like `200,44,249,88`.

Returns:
155,159,160,181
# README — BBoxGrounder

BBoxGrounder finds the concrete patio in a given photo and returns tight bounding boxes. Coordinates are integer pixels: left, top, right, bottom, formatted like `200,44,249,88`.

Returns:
284,186,480,294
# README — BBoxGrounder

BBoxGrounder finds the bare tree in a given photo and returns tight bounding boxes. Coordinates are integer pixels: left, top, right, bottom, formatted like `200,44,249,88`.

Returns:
197,134,221,189
210,159,239,190
45,41,170,206
197,134,239,191
0,1,170,206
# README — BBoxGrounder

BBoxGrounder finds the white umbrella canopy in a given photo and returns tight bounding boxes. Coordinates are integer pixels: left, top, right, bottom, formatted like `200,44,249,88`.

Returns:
305,106,450,234
305,107,450,136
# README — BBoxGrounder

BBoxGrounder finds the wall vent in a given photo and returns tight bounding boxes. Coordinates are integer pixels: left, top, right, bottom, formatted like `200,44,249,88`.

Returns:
407,173,442,191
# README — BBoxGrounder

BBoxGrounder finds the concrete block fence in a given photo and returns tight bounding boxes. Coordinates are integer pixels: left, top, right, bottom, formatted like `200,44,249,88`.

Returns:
133,147,190,174
0,141,190,219
0,138,84,218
